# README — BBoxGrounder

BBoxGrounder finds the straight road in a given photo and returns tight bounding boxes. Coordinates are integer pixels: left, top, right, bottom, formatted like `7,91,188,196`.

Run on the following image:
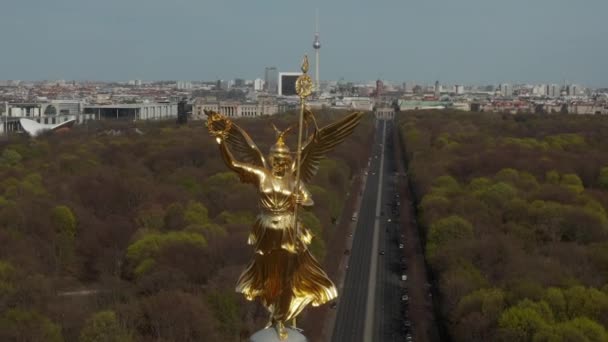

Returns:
332,120,387,342
331,118,440,342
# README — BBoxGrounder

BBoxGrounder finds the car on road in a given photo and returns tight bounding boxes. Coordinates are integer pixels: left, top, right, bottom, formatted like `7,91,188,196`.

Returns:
387,218,392,223
330,301,337,309
379,250,385,255
399,243,404,249
406,333,413,341
401,294,409,302
351,213,358,221
401,274,407,281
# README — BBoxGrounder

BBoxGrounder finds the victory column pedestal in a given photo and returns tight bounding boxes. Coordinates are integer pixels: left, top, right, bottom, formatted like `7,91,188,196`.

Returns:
250,328,307,342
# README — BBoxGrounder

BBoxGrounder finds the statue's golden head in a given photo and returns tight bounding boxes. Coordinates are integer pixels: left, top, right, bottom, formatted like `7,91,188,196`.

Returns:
269,124,292,177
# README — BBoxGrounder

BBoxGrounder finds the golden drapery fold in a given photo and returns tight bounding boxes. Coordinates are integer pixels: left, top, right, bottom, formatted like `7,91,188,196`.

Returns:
237,213,337,322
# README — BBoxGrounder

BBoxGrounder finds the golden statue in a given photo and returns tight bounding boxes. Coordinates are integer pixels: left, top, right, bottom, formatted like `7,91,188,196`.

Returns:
207,56,363,340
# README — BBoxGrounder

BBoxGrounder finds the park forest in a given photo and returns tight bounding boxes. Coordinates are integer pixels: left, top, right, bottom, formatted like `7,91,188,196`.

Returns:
398,111,608,342
0,110,374,342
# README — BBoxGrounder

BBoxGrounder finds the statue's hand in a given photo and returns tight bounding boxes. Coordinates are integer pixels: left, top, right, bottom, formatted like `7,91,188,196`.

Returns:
294,193,313,206
207,112,232,141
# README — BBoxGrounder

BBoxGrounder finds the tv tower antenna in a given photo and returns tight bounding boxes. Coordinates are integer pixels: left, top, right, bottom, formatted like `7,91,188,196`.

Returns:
312,8,321,93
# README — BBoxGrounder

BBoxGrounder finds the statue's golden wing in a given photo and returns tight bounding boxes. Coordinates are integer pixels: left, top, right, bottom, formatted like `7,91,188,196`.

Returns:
206,110,268,169
295,112,363,183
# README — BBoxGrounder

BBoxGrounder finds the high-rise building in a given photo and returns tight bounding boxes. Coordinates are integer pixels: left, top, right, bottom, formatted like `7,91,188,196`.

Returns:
264,67,278,94
177,81,192,90
534,84,547,96
278,72,300,96
376,80,384,97
434,80,441,98
547,84,560,98
234,78,245,87
455,85,465,95
567,84,579,96
254,78,265,92
312,9,321,92
499,83,512,97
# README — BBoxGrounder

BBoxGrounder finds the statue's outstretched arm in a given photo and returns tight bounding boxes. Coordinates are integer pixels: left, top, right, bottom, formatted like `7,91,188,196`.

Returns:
216,137,264,184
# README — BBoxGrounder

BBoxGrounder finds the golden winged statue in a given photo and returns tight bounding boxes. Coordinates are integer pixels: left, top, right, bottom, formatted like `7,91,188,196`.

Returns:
206,109,362,340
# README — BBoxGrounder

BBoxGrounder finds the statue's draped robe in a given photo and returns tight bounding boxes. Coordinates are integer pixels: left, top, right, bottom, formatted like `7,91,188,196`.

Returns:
236,173,337,322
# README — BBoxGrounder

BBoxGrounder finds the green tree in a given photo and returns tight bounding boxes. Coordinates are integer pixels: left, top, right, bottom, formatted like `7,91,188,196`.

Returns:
0,149,22,167
207,290,241,337
80,310,133,342
427,215,474,258
598,167,608,190
566,317,608,342
544,288,567,321
51,205,77,272
126,231,208,276
0,260,15,303
560,174,584,194
496,168,519,184
0,309,63,342
498,304,549,342
431,175,461,196
52,205,77,238
546,170,560,185
478,182,517,208
469,177,492,192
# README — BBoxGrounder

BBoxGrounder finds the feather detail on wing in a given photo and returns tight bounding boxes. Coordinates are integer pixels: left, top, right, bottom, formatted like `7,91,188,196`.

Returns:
295,111,363,183
205,110,267,169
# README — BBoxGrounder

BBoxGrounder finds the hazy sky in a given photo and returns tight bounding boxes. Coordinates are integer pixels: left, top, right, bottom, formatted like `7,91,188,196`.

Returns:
1,0,607,86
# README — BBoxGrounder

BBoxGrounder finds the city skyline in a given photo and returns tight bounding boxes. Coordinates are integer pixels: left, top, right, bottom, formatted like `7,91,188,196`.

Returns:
1,0,607,87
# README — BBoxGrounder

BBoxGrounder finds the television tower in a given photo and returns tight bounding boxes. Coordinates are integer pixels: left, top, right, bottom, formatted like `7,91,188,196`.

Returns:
312,9,321,92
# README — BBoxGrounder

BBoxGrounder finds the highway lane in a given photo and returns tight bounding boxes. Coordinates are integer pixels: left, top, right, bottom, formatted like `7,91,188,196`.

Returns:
332,120,386,342
376,121,409,341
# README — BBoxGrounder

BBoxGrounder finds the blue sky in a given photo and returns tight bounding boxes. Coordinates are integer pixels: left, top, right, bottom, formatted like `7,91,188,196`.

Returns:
1,0,607,86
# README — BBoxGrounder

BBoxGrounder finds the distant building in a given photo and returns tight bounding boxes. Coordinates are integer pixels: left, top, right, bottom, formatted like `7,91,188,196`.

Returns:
403,82,413,93
83,103,178,121
278,72,300,96
376,80,384,97
333,97,373,111
434,81,441,98
499,84,512,97
254,79,265,92
265,67,278,94
547,84,560,98
398,100,449,111
567,84,579,96
455,85,465,95
234,78,246,88
4,100,84,119
192,97,278,119
177,81,192,90
375,107,395,120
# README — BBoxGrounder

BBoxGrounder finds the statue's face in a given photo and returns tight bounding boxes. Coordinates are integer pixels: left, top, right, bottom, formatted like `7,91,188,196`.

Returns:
270,154,290,177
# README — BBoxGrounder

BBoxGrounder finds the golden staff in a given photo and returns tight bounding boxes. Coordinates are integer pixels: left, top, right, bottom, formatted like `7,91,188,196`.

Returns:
293,55,313,237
